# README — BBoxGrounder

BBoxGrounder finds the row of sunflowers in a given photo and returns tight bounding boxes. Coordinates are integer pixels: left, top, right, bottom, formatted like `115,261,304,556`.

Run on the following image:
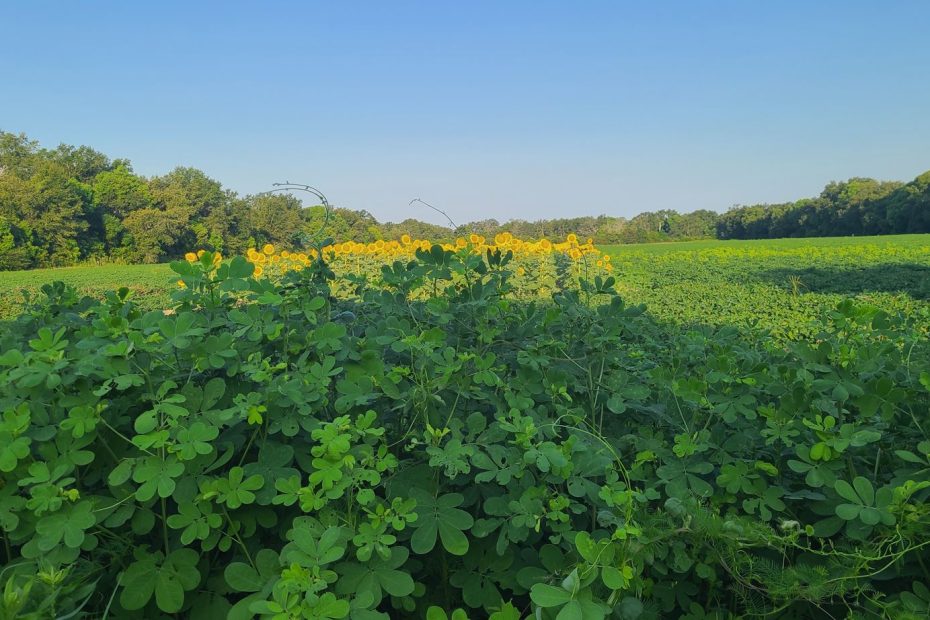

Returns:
182,233,613,299
240,233,611,277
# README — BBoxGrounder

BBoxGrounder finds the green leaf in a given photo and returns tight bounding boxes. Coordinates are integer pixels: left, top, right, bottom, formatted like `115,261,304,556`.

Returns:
835,504,861,521
438,520,470,555
852,477,874,505
530,583,572,607
833,480,858,504
120,555,159,610
556,600,583,620
225,562,263,593
411,519,438,554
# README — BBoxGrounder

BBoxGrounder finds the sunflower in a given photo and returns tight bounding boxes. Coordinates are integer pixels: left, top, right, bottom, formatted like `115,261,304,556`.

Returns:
184,252,197,262
263,243,275,255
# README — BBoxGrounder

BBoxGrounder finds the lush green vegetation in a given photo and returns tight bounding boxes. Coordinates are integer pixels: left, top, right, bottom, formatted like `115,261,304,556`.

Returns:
1,238,929,619
602,234,930,339
0,263,173,319
4,235,927,331
3,130,929,272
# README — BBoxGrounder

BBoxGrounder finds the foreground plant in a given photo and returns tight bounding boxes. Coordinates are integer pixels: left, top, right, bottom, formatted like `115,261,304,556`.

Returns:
0,247,928,619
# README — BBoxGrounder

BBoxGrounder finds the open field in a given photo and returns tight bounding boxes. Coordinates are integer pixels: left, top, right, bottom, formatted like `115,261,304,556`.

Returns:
601,233,930,338
0,263,174,319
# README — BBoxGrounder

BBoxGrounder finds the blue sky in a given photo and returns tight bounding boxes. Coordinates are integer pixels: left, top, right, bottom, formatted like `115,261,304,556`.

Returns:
2,1,928,224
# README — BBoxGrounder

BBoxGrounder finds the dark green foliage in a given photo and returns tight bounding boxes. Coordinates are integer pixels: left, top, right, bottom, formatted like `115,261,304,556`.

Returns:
0,248,928,618
717,176,930,240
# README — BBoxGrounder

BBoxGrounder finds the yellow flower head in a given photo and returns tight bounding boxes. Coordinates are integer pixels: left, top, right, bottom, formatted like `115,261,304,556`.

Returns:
253,265,264,277
177,279,186,288
184,252,197,262
197,249,206,258
401,234,412,245
263,243,275,255
567,233,578,244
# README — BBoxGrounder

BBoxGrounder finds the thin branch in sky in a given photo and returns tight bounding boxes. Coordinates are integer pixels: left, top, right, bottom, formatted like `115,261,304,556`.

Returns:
409,198,457,230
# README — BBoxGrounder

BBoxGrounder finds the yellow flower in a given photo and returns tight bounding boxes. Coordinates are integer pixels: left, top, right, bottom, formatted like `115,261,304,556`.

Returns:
253,265,264,277
197,249,206,258
567,233,578,244
263,243,275,255
184,252,197,262
212,252,222,264
517,266,526,276
401,234,412,245
469,233,480,244
281,250,290,258
177,279,186,288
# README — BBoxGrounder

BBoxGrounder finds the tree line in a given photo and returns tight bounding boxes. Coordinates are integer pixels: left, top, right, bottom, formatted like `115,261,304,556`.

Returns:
1,130,927,270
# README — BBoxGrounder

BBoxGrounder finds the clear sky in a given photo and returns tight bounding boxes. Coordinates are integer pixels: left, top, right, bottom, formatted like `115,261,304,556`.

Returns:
2,1,929,225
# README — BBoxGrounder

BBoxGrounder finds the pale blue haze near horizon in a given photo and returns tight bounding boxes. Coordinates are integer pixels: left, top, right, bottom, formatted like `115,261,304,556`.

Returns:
2,1,929,225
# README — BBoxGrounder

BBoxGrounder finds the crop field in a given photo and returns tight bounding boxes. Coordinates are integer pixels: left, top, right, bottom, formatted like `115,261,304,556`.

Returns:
0,263,173,320
1,234,929,619
602,233,930,339
4,234,928,333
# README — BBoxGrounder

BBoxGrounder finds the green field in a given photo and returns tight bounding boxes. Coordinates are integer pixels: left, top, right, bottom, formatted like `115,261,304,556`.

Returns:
601,233,930,338
0,262,174,319
4,235,929,335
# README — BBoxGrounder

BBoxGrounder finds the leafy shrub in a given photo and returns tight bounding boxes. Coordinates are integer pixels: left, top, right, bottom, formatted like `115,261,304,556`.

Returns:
0,247,928,618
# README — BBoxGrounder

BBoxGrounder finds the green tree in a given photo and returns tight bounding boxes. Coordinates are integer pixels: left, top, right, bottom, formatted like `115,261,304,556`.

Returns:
93,165,153,218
